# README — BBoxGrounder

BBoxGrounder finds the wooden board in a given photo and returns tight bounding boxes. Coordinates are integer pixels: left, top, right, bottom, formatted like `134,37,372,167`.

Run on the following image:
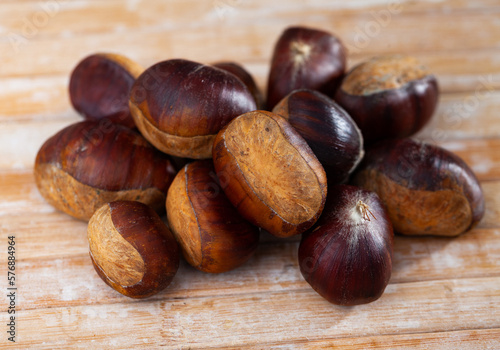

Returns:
1,0,499,348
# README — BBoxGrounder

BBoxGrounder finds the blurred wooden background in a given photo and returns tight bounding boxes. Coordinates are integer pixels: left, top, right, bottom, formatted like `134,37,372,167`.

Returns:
1,0,499,348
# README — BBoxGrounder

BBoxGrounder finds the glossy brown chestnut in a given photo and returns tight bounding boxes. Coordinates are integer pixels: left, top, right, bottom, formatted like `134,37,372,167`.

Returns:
88,201,180,298
213,61,265,109
34,120,176,220
129,59,257,159
273,89,364,184
166,160,260,273
213,110,327,237
335,55,439,144
266,26,346,109
352,138,485,236
69,53,144,129
299,184,393,306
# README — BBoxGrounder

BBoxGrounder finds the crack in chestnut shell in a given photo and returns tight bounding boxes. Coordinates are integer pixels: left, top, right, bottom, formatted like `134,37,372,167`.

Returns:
335,56,438,145
273,89,364,184
129,59,257,159
299,185,394,306
213,110,327,237
34,120,176,220
267,26,346,110
352,138,485,236
69,53,143,129
88,201,180,299
166,160,260,273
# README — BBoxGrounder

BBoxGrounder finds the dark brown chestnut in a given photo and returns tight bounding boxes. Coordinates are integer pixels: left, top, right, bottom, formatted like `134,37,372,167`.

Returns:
34,120,176,220
335,55,439,145
69,53,144,129
299,184,393,306
129,59,257,159
273,89,364,184
213,110,327,237
213,61,265,109
352,138,485,236
266,26,346,109
88,201,180,298
166,160,260,273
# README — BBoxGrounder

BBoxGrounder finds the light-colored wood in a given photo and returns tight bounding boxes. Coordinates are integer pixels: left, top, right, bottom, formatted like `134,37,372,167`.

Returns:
1,0,499,348
1,278,499,349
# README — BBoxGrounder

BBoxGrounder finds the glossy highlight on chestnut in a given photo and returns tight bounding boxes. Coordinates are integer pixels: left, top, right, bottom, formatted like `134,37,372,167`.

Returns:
335,55,439,144
129,59,257,159
34,120,176,220
267,26,346,109
273,89,364,184
299,185,394,306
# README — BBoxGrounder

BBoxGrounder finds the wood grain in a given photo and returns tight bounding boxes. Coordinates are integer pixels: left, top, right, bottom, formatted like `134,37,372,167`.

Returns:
1,0,499,348
1,278,499,349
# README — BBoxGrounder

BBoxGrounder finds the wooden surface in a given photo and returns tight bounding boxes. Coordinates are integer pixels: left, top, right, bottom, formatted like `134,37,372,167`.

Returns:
1,0,500,348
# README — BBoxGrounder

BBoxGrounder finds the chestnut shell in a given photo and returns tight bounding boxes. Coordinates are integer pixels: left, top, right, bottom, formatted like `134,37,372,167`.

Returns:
166,160,260,273
69,53,143,129
129,59,257,159
273,89,364,184
34,120,176,220
299,185,393,306
213,61,264,109
352,138,485,236
335,56,439,145
213,110,327,237
267,26,346,109
88,201,180,299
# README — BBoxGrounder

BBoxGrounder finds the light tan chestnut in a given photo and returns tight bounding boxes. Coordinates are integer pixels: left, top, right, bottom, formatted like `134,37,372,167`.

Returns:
212,110,327,237
166,160,260,273
88,201,180,298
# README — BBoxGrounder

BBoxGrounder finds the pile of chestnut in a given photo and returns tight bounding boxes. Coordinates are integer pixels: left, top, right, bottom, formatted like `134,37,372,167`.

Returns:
35,26,485,305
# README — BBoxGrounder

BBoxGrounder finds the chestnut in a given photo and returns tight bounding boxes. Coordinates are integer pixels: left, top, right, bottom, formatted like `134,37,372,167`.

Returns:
34,120,176,221
266,26,346,109
88,201,180,298
166,160,260,273
352,138,485,236
69,53,144,129
299,184,394,306
213,61,265,109
273,89,364,184
129,59,257,159
335,55,439,144
213,110,327,237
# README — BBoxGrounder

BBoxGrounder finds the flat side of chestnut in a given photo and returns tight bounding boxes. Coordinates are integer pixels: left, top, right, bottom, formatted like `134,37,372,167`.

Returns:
129,101,216,159
352,139,485,236
267,26,346,109
89,201,179,299
129,59,256,137
69,53,144,128
272,89,364,184
166,165,203,268
35,163,166,220
299,185,393,306
213,110,327,237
